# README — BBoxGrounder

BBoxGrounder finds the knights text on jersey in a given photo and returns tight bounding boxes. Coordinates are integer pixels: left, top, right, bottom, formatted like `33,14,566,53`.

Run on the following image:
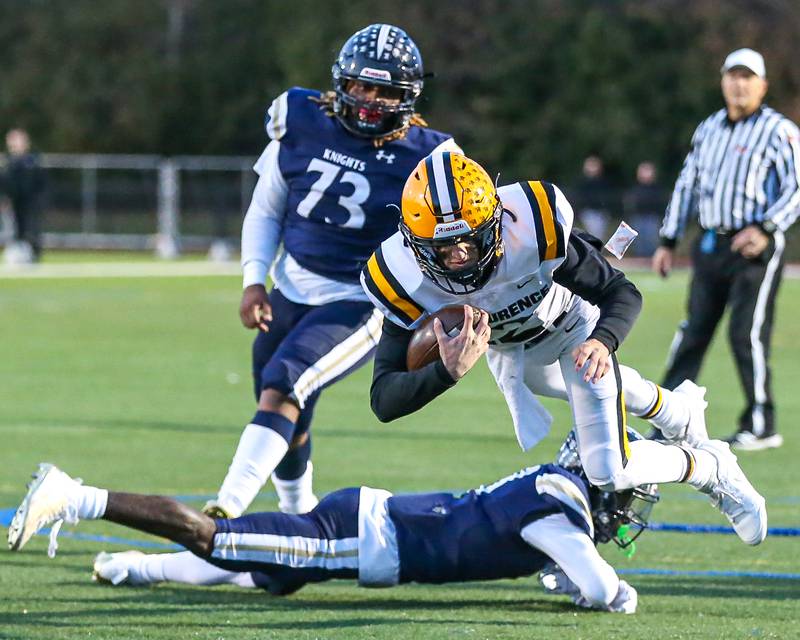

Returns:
361,180,576,344
265,87,456,284
388,464,593,584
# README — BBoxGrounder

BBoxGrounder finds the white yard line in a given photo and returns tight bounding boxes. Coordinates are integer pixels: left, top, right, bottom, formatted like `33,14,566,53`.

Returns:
0,261,242,279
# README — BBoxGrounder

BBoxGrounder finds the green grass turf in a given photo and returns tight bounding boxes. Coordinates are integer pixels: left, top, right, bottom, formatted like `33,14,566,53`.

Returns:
0,269,798,639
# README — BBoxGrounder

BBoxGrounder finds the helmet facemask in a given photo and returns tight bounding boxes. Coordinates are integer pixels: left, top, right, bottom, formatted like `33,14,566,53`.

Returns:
333,77,421,137
401,202,503,295
331,24,424,139
590,484,659,548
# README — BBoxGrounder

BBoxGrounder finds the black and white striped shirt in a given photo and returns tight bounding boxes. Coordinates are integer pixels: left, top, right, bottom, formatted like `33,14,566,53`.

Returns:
660,105,800,245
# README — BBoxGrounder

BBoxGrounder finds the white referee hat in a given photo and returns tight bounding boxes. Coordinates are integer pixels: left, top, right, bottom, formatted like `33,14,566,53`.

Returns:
721,48,766,78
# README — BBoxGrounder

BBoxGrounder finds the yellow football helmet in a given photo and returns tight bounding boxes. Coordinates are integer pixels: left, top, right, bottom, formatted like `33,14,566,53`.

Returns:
400,152,503,293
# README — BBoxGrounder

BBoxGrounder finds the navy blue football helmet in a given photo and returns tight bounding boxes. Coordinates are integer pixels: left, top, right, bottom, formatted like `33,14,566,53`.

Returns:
556,428,660,548
332,24,424,138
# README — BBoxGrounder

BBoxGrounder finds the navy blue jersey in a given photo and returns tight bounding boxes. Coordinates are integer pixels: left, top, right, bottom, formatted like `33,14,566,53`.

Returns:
388,464,593,584
266,87,455,283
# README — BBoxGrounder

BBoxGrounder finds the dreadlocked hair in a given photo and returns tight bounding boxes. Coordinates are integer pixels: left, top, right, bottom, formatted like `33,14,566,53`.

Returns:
309,92,427,148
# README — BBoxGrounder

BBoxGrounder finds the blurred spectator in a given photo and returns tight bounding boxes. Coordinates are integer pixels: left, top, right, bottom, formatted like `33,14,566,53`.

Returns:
623,161,667,257
2,129,45,261
571,155,613,240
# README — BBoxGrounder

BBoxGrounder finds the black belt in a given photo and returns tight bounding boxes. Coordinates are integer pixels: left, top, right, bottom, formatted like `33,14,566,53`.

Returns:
522,310,570,349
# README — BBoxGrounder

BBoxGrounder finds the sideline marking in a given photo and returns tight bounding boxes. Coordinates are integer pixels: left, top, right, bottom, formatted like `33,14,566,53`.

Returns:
0,261,241,279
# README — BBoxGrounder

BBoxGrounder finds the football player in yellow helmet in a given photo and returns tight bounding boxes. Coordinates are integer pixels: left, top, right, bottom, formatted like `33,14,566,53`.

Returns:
399,153,504,293
362,151,768,549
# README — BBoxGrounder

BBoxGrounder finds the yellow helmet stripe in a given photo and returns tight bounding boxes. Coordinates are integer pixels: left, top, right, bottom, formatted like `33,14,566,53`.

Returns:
529,181,560,262
364,249,423,326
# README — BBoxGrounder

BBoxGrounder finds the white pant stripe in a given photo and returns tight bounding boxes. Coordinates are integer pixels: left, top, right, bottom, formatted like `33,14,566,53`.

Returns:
292,309,383,408
749,231,784,436
212,532,359,570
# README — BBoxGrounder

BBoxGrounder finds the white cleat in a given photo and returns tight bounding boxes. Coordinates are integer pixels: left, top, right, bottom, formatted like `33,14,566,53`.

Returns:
672,380,709,446
729,431,784,451
7,463,81,553
699,440,768,545
93,550,145,586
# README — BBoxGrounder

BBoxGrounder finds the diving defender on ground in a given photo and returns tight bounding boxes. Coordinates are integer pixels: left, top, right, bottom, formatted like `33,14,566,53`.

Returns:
206,24,460,519
8,430,658,613
362,152,767,546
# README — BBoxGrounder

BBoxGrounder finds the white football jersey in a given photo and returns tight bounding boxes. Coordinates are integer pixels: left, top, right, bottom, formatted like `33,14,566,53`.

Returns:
361,180,576,346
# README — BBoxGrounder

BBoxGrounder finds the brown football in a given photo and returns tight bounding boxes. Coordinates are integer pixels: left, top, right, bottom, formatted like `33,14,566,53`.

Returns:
406,305,483,371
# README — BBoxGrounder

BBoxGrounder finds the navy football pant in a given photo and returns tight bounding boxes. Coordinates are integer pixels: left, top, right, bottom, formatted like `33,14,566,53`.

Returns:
252,288,382,479
209,487,360,594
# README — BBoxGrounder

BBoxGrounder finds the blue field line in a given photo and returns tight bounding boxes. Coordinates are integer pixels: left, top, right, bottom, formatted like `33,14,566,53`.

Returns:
617,568,800,580
649,522,800,536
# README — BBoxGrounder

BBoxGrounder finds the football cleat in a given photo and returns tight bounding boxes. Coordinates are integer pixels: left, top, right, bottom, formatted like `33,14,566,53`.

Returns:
201,500,233,519
699,440,768,545
670,380,709,446
92,550,145,586
727,431,783,451
8,463,81,554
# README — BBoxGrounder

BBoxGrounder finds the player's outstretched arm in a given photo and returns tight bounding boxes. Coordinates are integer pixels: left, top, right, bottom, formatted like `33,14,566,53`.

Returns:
370,321,458,422
521,513,637,613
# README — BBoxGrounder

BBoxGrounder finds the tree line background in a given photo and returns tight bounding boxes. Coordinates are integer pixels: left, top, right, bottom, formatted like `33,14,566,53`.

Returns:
2,0,799,190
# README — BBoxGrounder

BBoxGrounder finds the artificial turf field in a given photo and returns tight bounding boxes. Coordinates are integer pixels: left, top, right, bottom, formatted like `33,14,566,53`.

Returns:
0,262,798,639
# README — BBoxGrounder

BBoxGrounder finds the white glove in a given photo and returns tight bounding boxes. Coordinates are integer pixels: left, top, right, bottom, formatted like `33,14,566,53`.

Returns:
574,580,638,614
538,563,581,598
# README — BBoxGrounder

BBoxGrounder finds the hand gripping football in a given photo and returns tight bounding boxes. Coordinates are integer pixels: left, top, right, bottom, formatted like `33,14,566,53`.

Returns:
406,305,483,371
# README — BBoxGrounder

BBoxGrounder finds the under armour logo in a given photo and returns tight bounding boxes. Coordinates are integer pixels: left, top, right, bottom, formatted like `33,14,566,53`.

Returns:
376,150,395,164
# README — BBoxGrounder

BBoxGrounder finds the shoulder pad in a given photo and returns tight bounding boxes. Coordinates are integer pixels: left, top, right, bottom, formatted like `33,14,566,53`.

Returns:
264,87,323,142
361,244,424,329
518,180,568,263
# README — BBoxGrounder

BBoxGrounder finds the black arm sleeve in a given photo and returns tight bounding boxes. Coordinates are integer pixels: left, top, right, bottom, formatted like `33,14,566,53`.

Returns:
370,319,457,423
553,229,643,352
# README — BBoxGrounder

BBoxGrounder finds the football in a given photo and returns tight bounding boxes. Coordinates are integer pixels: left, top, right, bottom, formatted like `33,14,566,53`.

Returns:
406,305,483,371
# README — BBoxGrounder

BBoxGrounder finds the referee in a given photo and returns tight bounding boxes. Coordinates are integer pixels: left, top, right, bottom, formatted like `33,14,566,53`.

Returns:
652,48,800,451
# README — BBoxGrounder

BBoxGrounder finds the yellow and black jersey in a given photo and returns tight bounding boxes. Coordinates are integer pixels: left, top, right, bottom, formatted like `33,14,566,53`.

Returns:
361,179,576,343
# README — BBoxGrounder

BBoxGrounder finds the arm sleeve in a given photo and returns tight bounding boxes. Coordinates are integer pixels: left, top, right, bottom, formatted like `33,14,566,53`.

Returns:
521,513,619,607
553,230,642,352
240,140,288,288
659,121,704,247
370,319,457,423
762,119,800,233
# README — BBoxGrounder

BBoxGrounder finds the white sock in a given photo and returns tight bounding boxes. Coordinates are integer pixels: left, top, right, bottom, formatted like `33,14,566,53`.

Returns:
622,440,690,484
216,424,289,517
620,367,690,436
683,447,718,492
271,462,318,514
75,485,108,520
618,366,660,415
128,551,256,588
